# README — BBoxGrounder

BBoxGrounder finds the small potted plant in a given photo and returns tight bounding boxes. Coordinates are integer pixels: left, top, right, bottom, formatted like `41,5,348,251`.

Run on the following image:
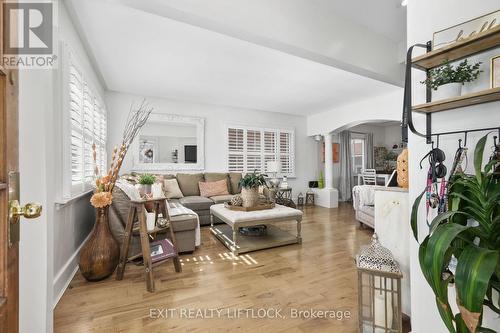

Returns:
239,170,267,207
138,174,156,196
421,59,482,100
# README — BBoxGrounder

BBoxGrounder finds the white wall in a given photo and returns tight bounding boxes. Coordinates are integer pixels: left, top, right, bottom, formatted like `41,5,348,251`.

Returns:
106,91,318,197
348,123,401,148
307,88,403,136
407,1,500,331
19,2,105,332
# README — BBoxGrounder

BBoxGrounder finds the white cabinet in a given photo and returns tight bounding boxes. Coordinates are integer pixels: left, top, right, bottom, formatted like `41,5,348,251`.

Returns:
374,188,411,317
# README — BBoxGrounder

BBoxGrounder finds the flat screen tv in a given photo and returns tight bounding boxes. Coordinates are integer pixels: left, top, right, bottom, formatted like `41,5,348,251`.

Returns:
184,145,197,163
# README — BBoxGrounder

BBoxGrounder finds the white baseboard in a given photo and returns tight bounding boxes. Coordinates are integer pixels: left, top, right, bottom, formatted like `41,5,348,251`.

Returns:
52,233,91,308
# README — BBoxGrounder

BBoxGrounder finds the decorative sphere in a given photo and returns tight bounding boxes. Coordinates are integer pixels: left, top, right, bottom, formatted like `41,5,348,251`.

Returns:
231,195,243,206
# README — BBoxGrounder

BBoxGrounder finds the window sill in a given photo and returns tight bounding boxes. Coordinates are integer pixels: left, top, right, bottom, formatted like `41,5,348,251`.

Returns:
55,190,93,209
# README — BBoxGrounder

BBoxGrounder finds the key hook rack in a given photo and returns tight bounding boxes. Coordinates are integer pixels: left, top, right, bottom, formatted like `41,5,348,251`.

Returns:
402,32,500,144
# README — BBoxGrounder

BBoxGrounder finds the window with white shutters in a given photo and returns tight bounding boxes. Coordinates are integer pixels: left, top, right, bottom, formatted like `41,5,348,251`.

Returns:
226,126,294,176
68,57,107,195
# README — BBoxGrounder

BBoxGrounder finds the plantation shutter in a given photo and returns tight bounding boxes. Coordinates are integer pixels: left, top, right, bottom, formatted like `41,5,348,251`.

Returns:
227,127,244,172
263,131,276,172
279,131,294,175
83,83,94,184
68,55,107,194
69,63,84,186
246,129,262,173
227,126,294,176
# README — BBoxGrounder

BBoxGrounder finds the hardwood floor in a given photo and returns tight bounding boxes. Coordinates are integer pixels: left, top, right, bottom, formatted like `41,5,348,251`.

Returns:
54,204,374,333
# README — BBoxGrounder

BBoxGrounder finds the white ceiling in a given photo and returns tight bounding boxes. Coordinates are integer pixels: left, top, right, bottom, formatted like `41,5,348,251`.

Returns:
316,0,407,43
66,0,405,116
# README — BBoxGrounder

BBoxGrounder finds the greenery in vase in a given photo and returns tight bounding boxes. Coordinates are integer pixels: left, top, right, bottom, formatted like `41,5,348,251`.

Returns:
411,133,499,333
239,170,267,189
318,171,324,188
421,59,482,90
138,174,156,185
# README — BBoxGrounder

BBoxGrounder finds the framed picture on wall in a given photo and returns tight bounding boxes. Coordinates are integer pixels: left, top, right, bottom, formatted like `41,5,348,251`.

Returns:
491,55,500,88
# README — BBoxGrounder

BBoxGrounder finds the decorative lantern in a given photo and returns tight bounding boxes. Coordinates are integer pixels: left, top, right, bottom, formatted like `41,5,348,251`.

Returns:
356,234,403,333
297,192,304,206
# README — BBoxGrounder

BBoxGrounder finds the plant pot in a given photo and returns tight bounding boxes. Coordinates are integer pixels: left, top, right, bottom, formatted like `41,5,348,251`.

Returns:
433,82,462,100
460,81,476,96
140,184,152,196
241,187,259,207
79,206,120,281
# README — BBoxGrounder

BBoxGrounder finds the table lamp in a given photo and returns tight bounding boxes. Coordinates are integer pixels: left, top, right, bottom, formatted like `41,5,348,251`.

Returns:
266,161,281,188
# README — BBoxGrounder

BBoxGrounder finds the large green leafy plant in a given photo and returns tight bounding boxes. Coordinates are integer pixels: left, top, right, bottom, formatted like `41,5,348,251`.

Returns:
411,134,499,333
239,170,267,189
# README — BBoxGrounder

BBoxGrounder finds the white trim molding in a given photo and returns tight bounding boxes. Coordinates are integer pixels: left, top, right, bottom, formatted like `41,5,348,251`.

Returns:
132,113,205,172
52,232,91,308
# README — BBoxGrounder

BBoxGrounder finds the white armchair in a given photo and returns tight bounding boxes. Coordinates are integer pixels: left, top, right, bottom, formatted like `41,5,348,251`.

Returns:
352,185,376,228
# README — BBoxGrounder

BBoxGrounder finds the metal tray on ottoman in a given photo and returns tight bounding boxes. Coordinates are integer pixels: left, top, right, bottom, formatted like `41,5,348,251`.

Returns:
210,203,303,255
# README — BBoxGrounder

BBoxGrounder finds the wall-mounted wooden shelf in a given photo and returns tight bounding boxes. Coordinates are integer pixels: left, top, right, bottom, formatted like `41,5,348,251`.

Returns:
412,87,500,113
412,25,500,70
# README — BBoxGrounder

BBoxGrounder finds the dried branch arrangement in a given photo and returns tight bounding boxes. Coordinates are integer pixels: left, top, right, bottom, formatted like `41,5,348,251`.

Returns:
90,99,154,208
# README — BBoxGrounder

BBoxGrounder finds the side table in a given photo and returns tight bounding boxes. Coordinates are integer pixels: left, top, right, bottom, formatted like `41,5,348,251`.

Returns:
116,197,181,292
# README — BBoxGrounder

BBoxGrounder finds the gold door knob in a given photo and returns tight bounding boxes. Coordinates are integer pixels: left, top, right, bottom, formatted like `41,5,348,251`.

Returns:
9,200,42,219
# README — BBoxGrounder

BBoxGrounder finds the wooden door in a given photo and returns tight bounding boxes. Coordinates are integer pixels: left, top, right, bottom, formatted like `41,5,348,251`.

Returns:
0,0,19,331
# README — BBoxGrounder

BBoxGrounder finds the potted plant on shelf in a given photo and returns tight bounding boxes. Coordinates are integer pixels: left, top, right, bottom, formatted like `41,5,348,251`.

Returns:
410,133,499,333
421,59,482,100
138,173,156,195
239,170,267,207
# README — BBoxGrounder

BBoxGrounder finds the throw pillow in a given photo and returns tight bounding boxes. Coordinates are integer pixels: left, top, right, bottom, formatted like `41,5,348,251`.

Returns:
163,179,184,199
199,179,229,197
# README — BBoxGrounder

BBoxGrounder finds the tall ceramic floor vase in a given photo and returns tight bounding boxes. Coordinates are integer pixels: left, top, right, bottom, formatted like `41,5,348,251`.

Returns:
79,206,120,281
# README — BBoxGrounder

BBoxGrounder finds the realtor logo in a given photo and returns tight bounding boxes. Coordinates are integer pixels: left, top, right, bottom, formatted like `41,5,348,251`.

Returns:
3,1,56,68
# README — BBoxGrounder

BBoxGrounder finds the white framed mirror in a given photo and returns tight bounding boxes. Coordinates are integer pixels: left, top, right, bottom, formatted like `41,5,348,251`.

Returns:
132,113,205,171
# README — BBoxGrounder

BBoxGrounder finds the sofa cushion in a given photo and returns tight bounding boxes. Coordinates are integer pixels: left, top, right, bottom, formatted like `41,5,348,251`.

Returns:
204,173,231,192
163,178,184,199
176,173,204,196
170,215,198,232
210,194,234,204
199,179,230,197
228,173,242,194
179,196,214,211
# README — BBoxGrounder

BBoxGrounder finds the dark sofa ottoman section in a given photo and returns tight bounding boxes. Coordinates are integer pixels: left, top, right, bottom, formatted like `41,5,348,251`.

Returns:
196,209,212,226
176,173,204,196
170,214,198,253
179,196,213,211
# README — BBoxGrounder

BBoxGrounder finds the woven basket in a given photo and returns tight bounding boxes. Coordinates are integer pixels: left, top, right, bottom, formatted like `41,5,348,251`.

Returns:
241,187,259,208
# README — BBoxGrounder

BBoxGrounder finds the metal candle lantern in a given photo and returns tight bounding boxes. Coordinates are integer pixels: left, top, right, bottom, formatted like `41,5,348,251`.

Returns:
297,192,304,206
356,234,403,333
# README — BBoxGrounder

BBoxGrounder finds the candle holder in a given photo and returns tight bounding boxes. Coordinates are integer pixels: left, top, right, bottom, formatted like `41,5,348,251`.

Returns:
356,234,403,333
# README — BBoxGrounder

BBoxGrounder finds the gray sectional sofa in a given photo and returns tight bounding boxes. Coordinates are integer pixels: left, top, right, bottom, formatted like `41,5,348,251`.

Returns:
108,172,242,256
170,172,242,225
